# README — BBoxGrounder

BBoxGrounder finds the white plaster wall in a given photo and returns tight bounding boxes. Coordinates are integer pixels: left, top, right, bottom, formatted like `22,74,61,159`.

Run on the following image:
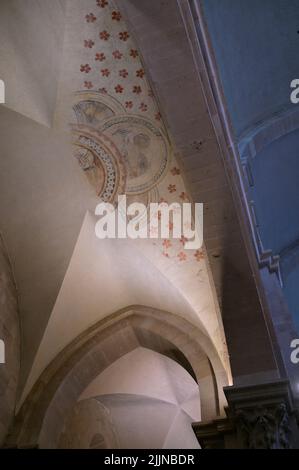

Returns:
21,212,210,404
80,347,201,417
0,106,98,391
60,348,200,449
0,0,66,126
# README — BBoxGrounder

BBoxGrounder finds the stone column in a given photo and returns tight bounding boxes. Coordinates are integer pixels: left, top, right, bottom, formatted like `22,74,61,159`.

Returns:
194,380,299,449
0,234,20,446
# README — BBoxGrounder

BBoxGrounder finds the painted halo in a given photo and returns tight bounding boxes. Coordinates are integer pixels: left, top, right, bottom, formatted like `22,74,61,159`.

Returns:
100,114,170,195
72,124,126,203
72,91,125,128
117,187,160,229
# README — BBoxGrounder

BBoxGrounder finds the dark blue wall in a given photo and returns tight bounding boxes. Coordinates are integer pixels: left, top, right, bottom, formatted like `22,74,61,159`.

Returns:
250,129,299,255
201,0,299,332
202,0,299,137
248,129,299,333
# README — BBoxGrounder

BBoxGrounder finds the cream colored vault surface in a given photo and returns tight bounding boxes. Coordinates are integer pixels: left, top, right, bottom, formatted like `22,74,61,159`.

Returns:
0,0,230,408
59,347,201,449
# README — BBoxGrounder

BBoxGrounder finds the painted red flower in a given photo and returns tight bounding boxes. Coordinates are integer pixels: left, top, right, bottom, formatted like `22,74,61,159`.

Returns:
80,64,91,73
179,192,189,201
180,236,188,246
149,226,158,237
84,81,93,89
171,167,181,176
95,52,106,61
112,10,122,21
101,68,110,77
162,239,172,249
125,101,133,109
162,252,170,258
115,84,124,94
157,211,162,221
139,102,147,112
99,87,107,94
99,30,110,41
133,85,142,94
155,112,162,121
112,50,123,60
130,49,139,58
136,68,145,78
194,250,204,262
85,13,97,23
84,39,95,48
119,31,130,41
168,184,176,193
97,0,108,7
119,69,128,78
178,252,187,262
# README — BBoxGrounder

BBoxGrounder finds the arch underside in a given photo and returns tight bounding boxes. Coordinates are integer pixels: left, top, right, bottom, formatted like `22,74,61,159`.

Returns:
8,306,228,449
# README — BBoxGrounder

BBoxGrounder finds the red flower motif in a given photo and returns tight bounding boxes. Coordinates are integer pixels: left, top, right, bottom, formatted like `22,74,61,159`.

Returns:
178,252,187,262
119,69,128,78
101,68,110,77
194,250,204,262
155,112,162,121
80,64,91,73
168,184,176,194
162,239,172,250
136,69,145,78
133,85,142,95
84,81,93,89
179,236,188,247
125,101,133,109
130,49,139,58
112,10,122,21
171,167,181,176
149,226,158,237
115,84,124,94
119,31,130,41
99,30,110,41
85,13,97,23
112,50,123,60
162,252,170,258
179,192,189,202
95,52,106,61
97,0,108,7
139,102,148,112
99,87,107,94
84,39,95,48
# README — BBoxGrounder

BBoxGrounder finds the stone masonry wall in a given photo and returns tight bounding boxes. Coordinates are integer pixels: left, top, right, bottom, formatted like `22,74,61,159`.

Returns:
0,234,20,446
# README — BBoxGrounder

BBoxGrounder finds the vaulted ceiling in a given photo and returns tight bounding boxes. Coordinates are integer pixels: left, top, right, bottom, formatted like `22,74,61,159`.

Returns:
0,0,232,407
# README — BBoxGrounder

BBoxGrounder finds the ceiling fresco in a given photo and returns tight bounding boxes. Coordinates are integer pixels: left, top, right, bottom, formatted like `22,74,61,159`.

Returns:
15,0,230,404
66,0,205,263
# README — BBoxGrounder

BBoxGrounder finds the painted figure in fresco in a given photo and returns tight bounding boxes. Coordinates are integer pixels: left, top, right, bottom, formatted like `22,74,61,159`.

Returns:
75,147,105,196
114,129,150,179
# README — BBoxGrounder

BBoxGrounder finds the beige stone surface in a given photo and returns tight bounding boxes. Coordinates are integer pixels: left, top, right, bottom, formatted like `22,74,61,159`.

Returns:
0,235,20,445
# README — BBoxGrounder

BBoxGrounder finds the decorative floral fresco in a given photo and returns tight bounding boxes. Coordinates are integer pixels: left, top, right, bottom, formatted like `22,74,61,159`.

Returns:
78,1,162,123
67,0,205,266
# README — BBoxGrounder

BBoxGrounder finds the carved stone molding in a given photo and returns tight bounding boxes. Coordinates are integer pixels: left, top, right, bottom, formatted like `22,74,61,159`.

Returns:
193,380,299,449
238,107,299,282
192,417,236,449
235,403,290,449
225,380,298,449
